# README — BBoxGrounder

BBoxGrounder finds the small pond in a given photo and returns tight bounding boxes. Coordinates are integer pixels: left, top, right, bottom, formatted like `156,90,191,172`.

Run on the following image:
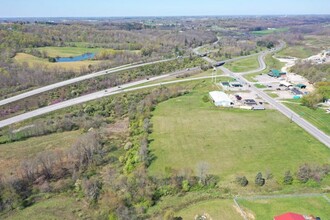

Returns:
55,53,95,62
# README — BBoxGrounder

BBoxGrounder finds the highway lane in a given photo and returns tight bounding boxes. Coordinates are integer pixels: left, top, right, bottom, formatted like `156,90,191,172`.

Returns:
0,68,203,128
0,57,178,107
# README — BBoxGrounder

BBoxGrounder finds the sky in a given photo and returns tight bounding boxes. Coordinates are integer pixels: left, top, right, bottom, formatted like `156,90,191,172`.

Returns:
1,0,330,18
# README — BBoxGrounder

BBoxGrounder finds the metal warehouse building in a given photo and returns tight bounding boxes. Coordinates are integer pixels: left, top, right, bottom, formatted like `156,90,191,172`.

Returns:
209,91,233,107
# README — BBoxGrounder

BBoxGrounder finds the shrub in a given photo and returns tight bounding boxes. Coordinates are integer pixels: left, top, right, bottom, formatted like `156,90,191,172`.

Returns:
255,172,265,186
296,164,311,183
202,95,209,103
182,180,190,192
283,171,293,185
236,176,248,187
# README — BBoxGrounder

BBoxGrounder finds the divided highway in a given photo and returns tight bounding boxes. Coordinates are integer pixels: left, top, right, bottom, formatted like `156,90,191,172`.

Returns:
0,71,213,128
0,58,177,107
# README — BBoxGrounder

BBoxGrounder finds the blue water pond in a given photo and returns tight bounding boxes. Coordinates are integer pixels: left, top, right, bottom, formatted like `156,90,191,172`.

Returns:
55,53,95,62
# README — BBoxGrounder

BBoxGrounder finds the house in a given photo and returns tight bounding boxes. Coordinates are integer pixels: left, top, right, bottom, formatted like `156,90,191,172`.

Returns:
274,212,305,220
268,69,287,78
209,91,233,107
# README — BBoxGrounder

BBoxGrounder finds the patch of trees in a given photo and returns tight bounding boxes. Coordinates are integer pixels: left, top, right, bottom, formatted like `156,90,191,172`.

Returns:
0,131,107,211
234,163,330,188
257,40,275,49
301,82,330,109
290,61,330,83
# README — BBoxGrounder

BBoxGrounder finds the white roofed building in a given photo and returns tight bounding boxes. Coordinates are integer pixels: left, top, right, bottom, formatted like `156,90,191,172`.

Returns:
209,91,233,107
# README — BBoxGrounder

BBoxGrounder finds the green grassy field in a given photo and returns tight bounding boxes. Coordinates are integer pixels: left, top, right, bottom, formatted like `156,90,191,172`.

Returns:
1,195,87,220
14,53,101,71
238,196,330,220
0,131,80,175
176,199,242,220
255,83,266,88
225,55,259,72
266,92,279,98
278,46,315,59
251,28,289,36
284,102,330,135
36,46,102,57
148,83,330,183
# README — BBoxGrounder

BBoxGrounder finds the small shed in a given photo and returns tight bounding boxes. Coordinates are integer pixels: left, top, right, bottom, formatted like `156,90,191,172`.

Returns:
209,91,233,107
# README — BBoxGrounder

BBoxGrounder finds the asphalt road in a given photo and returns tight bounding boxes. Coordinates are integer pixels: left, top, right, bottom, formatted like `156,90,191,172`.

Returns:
0,58,177,107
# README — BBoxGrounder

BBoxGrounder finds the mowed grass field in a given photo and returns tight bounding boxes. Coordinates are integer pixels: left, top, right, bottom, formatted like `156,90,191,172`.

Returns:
251,27,289,36
14,53,101,71
176,199,242,220
238,195,330,219
277,46,316,59
225,55,259,72
36,46,102,57
148,84,330,182
1,196,86,220
0,130,80,175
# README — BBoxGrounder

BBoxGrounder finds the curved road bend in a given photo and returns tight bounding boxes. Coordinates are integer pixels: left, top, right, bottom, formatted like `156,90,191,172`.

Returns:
0,58,178,107
0,73,219,128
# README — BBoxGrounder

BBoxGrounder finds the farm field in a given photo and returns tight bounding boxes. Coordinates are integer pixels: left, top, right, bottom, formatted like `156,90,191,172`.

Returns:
36,46,102,57
14,53,101,71
238,195,330,220
0,130,81,175
148,83,330,183
225,55,259,72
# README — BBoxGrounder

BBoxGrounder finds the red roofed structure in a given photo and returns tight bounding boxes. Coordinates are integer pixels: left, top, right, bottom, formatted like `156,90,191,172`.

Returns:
274,212,305,220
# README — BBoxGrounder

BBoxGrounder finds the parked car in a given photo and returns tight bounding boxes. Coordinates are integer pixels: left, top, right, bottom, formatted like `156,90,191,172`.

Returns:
235,95,242,100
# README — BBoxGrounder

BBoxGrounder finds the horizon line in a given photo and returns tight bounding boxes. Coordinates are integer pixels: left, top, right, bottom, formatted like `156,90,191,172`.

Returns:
1,14,330,19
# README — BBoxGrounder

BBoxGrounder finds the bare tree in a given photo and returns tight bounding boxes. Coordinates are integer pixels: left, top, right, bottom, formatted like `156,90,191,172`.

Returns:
196,161,209,186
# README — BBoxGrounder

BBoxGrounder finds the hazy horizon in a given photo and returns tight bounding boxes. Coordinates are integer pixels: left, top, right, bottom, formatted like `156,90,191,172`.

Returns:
1,0,330,18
